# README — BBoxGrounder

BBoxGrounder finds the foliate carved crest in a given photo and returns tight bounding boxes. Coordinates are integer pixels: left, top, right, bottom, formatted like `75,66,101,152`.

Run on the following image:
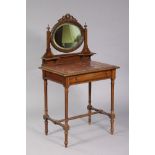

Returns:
58,13,78,23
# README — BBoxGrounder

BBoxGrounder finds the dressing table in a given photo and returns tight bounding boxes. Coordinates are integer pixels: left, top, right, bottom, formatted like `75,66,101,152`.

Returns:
39,14,119,147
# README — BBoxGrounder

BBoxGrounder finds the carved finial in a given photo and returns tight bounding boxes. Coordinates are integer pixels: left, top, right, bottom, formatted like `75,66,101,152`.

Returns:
84,22,87,28
47,24,50,31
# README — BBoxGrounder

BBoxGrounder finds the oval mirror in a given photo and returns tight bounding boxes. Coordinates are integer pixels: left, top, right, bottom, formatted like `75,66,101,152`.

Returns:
52,23,83,52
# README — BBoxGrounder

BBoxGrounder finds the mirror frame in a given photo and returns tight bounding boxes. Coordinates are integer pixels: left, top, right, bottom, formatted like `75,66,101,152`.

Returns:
50,14,84,53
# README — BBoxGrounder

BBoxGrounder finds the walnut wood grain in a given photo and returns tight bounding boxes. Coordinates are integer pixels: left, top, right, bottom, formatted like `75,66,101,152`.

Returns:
44,79,48,135
41,61,119,77
64,85,69,147
40,14,120,147
88,82,91,124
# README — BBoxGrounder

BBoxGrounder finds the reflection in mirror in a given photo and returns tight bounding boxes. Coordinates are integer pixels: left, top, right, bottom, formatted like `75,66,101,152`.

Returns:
53,23,83,51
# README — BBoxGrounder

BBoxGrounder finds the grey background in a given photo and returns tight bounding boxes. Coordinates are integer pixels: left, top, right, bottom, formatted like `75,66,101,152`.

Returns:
27,0,129,155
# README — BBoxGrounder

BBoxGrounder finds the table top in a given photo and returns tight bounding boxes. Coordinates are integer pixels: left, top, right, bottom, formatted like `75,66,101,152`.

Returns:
40,60,119,77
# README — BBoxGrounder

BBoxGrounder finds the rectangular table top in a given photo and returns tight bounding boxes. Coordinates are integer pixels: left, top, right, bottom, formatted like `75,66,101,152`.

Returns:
40,60,119,77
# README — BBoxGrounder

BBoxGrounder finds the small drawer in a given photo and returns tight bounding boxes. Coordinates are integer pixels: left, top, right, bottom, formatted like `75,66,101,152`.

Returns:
69,70,112,85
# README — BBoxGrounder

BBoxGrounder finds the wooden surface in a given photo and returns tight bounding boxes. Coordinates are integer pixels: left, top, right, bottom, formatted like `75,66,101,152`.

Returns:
41,60,119,147
40,14,120,147
40,60,119,77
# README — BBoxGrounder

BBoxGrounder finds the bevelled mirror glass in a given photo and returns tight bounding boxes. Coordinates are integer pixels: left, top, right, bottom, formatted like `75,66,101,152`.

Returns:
52,23,83,52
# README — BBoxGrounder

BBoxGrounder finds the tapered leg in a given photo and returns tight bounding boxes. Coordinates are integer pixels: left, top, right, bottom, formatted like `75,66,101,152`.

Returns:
88,82,92,124
44,79,48,135
64,86,69,147
111,78,115,134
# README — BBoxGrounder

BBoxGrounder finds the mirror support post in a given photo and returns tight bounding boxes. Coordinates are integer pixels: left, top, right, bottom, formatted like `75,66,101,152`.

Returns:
84,24,88,48
82,23,91,55
46,25,51,49
42,25,53,59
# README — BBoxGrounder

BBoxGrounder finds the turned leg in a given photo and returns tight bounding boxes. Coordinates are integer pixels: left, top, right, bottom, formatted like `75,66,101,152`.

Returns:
88,82,92,124
110,78,115,135
44,79,48,135
64,86,69,147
